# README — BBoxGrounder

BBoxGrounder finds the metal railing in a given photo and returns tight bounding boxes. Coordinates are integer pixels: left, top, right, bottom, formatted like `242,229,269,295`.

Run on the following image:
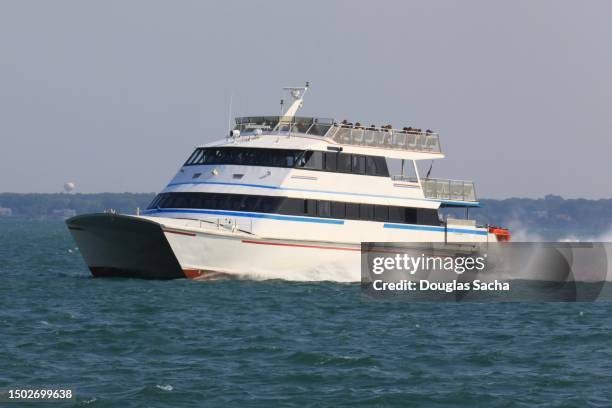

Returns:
234,116,334,137
391,175,419,183
198,217,253,234
233,117,442,154
327,126,441,154
420,178,477,202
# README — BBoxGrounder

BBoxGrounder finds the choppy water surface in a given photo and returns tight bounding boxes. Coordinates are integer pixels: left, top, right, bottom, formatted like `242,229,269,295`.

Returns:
1,219,612,407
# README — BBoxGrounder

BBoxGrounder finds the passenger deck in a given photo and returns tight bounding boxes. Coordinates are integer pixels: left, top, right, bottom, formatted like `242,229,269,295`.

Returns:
233,116,441,154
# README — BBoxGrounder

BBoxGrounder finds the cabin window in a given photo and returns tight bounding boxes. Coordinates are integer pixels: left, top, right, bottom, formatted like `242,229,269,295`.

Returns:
365,156,390,177
257,197,281,213
324,152,337,172
417,208,439,225
279,198,305,215
187,195,201,209
351,155,366,175
304,199,317,216
228,195,245,211
185,150,198,165
346,203,360,219
148,193,441,227
359,204,374,220
374,205,388,222
184,148,390,178
300,151,324,170
375,157,389,176
388,206,404,223
242,195,259,211
331,202,346,219
365,157,377,176
148,195,161,209
337,153,352,173
405,208,418,224
318,200,331,217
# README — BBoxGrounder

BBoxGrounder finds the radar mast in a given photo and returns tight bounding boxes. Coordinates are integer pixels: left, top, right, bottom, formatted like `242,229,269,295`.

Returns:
280,82,309,119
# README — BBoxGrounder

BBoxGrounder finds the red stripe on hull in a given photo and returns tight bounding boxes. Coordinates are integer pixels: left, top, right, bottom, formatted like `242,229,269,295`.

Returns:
241,239,360,252
162,229,196,237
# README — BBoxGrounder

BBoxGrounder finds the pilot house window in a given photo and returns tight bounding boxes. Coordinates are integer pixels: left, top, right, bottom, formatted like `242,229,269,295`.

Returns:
184,147,389,177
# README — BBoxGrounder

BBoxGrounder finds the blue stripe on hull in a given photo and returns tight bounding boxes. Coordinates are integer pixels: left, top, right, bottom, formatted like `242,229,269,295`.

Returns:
144,209,489,235
383,223,488,236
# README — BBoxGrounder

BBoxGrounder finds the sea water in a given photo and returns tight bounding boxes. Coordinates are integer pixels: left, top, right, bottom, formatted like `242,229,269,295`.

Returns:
1,219,611,407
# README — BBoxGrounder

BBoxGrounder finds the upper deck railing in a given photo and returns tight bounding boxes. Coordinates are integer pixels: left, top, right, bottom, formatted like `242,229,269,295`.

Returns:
234,116,334,137
233,116,442,154
421,178,477,202
328,126,441,154
391,176,477,202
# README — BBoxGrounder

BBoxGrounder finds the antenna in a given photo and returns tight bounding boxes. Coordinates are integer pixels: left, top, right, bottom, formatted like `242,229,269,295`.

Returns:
227,92,233,133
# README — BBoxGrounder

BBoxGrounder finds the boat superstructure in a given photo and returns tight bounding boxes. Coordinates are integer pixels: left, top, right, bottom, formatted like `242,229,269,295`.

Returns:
67,84,509,281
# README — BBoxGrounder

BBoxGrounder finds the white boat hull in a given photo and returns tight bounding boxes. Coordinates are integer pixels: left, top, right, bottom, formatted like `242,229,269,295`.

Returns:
67,213,496,282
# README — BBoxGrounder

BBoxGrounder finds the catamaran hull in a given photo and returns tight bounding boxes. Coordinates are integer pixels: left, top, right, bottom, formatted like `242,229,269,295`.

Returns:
66,214,184,279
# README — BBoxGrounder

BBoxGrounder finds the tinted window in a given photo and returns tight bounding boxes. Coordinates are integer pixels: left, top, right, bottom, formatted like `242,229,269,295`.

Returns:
176,194,190,208
279,198,304,215
184,147,303,168
331,202,346,219
301,151,324,170
337,153,352,173
324,152,337,172
365,156,378,176
405,208,417,224
229,195,244,211
304,199,317,216
351,155,365,174
149,192,441,227
365,156,389,177
216,194,232,209
148,195,161,209
184,148,389,177
373,157,389,177
346,203,360,219
374,205,388,222
242,195,259,211
185,150,200,165
202,194,217,209
417,209,439,226
318,201,331,217
187,194,202,209
257,197,280,212
359,204,374,220
388,206,404,223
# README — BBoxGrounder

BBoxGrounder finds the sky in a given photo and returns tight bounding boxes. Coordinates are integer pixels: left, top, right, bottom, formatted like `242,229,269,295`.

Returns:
0,0,611,198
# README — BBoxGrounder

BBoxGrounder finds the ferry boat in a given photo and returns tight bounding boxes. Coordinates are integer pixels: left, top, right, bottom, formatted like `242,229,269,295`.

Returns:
67,84,510,281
